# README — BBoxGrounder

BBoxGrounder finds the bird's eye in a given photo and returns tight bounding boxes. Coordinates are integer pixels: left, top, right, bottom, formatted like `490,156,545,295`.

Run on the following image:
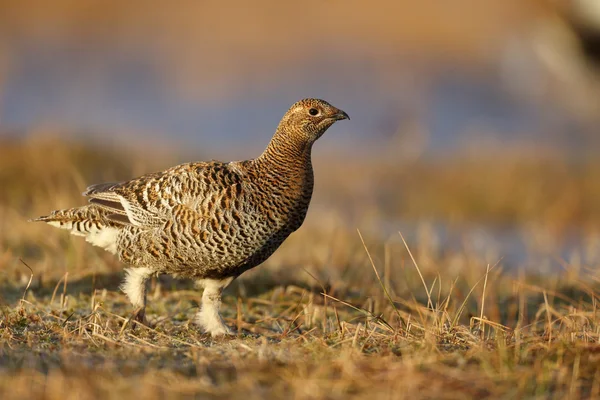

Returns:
308,108,319,116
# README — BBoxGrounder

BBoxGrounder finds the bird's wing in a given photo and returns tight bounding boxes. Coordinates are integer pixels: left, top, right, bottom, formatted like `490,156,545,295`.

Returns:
83,161,245,228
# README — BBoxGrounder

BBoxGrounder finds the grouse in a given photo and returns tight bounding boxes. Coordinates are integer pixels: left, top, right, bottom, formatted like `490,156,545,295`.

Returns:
32,98,349,336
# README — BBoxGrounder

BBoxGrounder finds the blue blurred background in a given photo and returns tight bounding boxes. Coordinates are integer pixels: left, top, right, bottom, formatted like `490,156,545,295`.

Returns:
1,0,598,156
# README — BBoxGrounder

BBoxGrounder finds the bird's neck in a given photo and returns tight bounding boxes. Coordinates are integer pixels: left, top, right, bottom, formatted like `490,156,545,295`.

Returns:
253,127,315,218
256,128,313,172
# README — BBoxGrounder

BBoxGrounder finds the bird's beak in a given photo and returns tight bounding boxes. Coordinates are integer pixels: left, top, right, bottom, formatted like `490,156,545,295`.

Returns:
334,109,350,121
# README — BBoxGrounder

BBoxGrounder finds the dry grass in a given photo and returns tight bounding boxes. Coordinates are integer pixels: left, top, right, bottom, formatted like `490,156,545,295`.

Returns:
2,136,600,399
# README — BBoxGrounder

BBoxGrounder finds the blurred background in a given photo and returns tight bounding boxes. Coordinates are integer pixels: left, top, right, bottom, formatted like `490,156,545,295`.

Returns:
2,0,600,279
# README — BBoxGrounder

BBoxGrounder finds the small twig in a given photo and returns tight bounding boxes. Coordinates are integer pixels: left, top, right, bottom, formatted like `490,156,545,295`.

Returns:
18,259,34,305
334,305,342,334
105,309,201,347
360,325,379,353
61,311,76,327
61,272,69,309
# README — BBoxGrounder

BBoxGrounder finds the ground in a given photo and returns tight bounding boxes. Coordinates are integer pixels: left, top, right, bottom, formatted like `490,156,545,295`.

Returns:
1,137,600,399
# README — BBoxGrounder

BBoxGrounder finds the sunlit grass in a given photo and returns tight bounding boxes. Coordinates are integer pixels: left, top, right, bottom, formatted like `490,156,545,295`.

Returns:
2,136,600,399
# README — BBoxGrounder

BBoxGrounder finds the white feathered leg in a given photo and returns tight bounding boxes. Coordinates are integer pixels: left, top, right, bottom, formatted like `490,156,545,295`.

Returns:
121,267,154,324
195,277,234,337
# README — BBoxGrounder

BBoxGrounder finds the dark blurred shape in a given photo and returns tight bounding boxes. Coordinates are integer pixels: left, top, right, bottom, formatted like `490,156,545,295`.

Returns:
568,0,600,68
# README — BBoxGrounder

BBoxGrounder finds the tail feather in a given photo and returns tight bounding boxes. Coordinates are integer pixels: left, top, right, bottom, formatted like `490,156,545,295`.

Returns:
31,205,123,253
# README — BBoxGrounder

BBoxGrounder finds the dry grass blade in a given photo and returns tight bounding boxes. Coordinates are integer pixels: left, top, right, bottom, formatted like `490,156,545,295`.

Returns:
398,231,433,310
479,263,491,338
50,272,68,306
543,290,553,343
357,229,403,330
321,292,394,332
452,258,502,328
18,259,34,305
469,317,510,333
302,267,330,332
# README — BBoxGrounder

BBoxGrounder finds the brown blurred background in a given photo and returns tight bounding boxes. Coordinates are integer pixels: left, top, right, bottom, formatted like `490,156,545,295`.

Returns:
1,0,598,150
2,0,600,273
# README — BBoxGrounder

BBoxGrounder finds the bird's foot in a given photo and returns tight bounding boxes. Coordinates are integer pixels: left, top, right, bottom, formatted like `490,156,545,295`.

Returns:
196,277,235,338
131,307,148,331
208,322,233,338
194,311,233,337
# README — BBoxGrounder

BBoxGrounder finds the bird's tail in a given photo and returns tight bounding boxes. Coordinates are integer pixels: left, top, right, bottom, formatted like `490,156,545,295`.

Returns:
30,205,121,253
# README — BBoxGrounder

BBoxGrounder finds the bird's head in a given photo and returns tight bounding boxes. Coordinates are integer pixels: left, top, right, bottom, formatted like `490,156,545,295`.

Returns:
278,98,349,144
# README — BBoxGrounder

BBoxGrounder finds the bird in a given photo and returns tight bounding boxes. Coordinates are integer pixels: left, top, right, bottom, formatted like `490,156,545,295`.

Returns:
32,98,349,337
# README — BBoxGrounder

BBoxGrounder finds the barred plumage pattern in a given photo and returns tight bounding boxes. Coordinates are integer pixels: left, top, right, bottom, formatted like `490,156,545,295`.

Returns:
33,98,349,336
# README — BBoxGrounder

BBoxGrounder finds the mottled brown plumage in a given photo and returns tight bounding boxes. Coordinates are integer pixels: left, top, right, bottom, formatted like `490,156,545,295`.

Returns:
33,98,349,336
